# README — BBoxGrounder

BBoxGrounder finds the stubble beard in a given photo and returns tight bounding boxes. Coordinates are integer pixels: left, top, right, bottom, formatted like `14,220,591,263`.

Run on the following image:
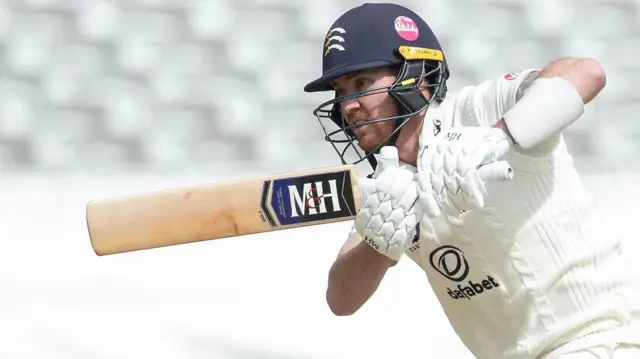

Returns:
355,120,395,153
346,109,396,154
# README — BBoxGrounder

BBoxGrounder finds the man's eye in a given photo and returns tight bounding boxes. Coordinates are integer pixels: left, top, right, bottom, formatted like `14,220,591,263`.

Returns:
356,78,370,89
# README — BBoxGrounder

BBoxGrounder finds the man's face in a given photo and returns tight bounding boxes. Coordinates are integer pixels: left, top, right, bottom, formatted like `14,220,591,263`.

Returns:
331,67,399,153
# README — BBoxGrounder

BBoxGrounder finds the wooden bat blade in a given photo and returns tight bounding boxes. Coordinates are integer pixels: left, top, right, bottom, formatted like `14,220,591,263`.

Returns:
86,165,363,256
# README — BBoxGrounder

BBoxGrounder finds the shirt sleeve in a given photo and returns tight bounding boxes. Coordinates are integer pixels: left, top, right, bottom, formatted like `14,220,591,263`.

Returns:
459,69,541,128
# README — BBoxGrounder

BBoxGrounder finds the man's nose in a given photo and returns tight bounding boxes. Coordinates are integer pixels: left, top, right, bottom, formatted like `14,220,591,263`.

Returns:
341,97,361,124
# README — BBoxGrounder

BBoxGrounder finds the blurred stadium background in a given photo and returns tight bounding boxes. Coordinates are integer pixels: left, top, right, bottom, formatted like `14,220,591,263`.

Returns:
1,0,639,358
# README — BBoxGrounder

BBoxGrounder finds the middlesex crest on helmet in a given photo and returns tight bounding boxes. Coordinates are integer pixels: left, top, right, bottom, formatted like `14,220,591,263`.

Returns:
324,27,346,56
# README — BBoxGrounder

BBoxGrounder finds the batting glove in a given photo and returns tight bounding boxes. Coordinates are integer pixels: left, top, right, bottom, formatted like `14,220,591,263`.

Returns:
356,146,423,262
417,127,514,217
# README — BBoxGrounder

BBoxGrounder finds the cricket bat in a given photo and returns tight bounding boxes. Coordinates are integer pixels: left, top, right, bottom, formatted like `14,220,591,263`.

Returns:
86,164,363,256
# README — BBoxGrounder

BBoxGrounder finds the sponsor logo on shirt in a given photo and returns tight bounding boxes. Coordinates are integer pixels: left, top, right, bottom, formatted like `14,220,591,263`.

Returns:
429,245,500,300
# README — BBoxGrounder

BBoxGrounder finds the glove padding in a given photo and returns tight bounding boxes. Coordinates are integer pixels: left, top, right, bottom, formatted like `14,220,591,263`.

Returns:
417,127,514,217
356,146,422,262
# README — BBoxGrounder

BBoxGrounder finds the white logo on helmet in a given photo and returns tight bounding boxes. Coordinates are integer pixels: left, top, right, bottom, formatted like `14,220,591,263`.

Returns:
394,16,419,41
325,27,346,55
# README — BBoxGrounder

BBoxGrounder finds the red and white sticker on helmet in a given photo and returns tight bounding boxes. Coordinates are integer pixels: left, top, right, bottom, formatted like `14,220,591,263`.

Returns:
503,72,519,80
395,16,419,41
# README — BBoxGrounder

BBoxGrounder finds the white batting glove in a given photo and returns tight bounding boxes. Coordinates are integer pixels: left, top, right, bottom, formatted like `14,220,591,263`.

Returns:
417,127,514,216
356,146,422,262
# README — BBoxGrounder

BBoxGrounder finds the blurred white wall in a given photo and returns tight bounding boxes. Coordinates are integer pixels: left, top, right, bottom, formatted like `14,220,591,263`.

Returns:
1,0,639,358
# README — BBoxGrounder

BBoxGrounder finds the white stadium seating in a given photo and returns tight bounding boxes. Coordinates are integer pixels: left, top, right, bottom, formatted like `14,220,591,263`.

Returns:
0,0,638,173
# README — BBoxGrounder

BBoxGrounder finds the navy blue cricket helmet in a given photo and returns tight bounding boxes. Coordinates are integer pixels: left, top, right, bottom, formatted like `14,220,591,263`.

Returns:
304,3,449,169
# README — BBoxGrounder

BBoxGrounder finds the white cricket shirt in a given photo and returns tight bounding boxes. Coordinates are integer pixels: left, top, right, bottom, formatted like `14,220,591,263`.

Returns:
404,70,640,359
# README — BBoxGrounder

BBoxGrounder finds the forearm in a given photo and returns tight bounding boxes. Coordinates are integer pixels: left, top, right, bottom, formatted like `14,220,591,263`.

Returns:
537,57,606,104
498,57,606,150
326,239,395,316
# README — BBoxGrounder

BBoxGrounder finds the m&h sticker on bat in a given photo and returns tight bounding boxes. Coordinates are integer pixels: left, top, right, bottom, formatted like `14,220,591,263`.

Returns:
260,169,357,227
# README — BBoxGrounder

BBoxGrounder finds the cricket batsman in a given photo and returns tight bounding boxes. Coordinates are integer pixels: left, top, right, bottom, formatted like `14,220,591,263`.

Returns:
303,3,640,359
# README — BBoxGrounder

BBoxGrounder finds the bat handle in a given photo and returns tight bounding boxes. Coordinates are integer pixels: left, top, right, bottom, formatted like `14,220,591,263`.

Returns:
478,161,513,181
